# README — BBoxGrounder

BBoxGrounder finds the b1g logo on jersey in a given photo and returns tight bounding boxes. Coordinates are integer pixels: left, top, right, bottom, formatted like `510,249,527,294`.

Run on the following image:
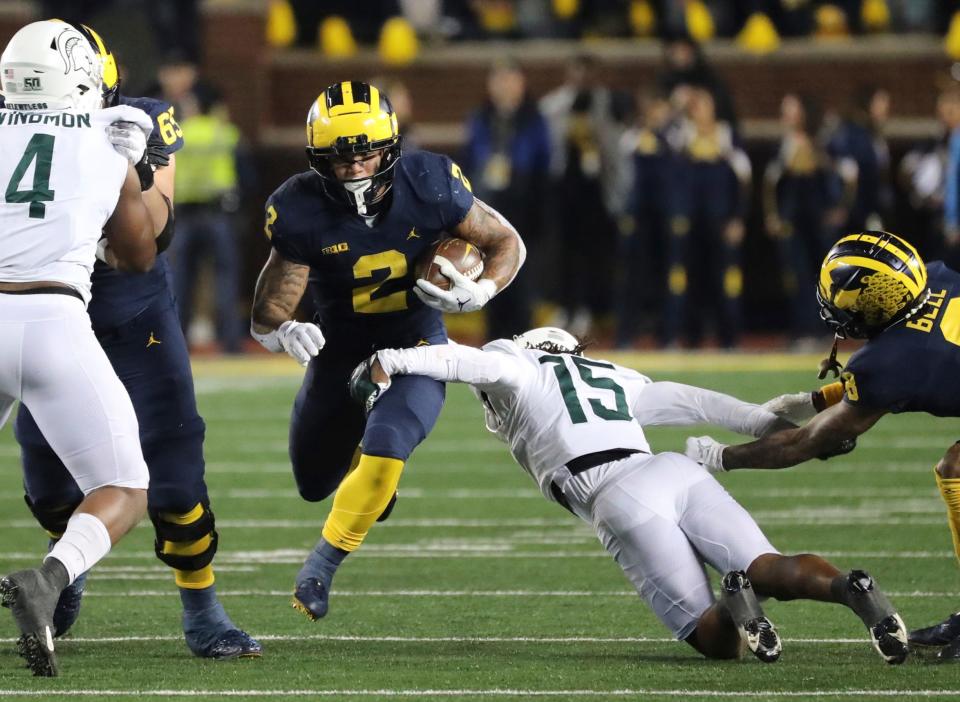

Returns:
23,77,41,91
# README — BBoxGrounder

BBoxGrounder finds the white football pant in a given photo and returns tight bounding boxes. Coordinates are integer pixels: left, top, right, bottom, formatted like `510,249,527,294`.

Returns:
0,294,149,493
561,451,778,640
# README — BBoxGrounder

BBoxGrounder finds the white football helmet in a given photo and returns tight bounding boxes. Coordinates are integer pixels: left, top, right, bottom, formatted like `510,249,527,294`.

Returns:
0,20,103,111
513,327,581,354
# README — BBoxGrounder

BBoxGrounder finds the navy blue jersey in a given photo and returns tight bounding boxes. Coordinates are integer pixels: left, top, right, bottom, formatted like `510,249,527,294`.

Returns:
265,150,475,346
843,261,960,416
86,96,184,330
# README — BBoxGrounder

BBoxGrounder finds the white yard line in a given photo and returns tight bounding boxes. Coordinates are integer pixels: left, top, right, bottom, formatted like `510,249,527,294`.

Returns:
18,588,951,598
0,689,958,699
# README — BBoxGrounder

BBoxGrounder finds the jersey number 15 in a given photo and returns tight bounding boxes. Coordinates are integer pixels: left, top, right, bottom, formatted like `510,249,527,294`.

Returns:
539,354,632,424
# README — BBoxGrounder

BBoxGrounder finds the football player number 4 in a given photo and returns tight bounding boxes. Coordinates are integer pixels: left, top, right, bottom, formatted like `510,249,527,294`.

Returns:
5,133,55,219
539,354,632,424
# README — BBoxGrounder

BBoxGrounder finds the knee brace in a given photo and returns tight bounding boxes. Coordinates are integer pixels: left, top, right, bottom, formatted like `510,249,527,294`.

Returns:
24,495,82,539
148,500,219,572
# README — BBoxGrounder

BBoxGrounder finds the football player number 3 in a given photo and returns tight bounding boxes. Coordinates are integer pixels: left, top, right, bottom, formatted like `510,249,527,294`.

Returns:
5,134,55,219
539,355,632,424
353,250,408,313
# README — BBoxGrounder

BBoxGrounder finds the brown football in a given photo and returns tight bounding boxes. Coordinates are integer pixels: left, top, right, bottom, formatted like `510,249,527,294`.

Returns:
416,237,484,291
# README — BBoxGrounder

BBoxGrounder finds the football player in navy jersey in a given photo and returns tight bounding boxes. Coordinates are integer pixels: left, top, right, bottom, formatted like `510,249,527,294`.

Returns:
251,81,526,620
9,23,260,659
685,230,960,661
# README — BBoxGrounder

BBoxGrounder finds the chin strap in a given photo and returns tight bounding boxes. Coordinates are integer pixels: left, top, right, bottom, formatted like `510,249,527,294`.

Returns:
818,335,843,380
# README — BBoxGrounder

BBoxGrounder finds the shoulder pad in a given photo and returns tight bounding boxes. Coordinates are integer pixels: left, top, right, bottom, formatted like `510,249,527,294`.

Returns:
397,150,469,205
121,95,184,155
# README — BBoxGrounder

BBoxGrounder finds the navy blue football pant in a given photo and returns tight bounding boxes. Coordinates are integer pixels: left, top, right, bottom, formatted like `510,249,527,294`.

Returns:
15,294,208,515
289,334,446,502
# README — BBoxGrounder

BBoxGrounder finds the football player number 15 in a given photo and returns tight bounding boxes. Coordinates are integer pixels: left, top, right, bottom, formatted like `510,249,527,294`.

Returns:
5,133,55,220
539,355,632,424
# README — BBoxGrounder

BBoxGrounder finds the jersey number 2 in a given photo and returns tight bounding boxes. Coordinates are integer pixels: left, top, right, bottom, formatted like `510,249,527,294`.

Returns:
5,134,55,219
539,355,631,424
353,250,408,313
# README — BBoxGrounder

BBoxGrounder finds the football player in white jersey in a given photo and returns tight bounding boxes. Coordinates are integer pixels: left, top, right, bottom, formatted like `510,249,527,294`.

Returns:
0,20,158,676
349,328,910,665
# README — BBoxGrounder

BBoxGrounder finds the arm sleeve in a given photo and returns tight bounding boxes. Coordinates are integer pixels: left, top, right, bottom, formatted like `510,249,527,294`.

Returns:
377,344,527,392
632,381,782,437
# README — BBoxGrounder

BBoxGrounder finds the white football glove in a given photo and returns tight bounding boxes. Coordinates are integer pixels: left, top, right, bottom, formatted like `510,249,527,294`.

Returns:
761,391,817,424
106,121,148,165
685,436,728,474
277,320,325,366
414,261,497,313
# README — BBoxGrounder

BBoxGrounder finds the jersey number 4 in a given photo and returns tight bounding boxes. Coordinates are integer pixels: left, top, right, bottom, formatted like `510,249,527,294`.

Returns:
539,354,632,424
5,133,55,220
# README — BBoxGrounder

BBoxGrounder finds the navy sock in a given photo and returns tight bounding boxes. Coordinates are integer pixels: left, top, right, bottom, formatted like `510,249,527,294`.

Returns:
180,585,234,634
296,538,349,587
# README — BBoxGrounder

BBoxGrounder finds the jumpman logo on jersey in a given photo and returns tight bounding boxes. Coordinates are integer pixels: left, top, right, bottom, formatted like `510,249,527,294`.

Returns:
407,228,420,240
146,332,162,348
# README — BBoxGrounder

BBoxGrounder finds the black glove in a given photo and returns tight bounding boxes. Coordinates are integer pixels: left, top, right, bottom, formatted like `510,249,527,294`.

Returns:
135,135,171,191
348,354,391,416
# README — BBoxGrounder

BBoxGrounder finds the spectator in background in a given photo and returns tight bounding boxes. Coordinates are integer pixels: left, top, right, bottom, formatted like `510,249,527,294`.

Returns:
162,74,244,353
941,82,960,270
662,87,750,349
461,58,550,340
657,31,737,130
825,86,890,233
764,93,841,346
540,54,630,337
615,87,675,348
899,83,959,261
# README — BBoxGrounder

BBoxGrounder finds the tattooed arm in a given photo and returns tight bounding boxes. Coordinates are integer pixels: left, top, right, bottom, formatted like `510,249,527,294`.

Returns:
250,249,325,366
450,198,526,292
720,401,886,470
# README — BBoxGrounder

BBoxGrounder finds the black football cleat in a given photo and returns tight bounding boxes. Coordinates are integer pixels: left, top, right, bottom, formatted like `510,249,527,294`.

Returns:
720,570,782,663
937,635,960,663
52,571,86,638
292,577,329,621
909,612,960,648
187,628,263,660
1,569,62,676
377,491,398,522
834,570,909,665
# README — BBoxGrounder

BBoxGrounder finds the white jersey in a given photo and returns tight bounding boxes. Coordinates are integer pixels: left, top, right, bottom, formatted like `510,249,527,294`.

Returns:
377,340,781,501
0,107,133,303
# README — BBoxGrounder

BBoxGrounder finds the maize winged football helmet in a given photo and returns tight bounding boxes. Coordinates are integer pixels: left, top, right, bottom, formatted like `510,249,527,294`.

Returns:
817,231,929,339
306,81,401,215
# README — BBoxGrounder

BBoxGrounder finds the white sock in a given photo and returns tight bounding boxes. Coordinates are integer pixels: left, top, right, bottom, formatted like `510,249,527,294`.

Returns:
45,513,111,585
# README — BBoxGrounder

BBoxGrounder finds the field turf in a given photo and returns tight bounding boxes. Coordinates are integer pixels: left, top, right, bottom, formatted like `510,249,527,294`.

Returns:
1,352,959,701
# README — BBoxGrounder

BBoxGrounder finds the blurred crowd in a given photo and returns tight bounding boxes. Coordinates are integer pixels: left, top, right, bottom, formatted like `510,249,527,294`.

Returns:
272,0,960,58
433,33,960,349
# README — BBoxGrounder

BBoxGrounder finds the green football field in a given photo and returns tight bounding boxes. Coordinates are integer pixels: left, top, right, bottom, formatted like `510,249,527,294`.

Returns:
1,352,960,701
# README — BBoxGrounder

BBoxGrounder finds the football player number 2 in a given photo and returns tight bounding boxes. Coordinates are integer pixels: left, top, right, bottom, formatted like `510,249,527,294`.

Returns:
5,134,55,219
539,355,632,424
353,250,408,313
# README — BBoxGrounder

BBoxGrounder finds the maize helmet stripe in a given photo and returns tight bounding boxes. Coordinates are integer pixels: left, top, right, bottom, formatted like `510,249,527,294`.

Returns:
833,232,926,287
821,255,924,300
